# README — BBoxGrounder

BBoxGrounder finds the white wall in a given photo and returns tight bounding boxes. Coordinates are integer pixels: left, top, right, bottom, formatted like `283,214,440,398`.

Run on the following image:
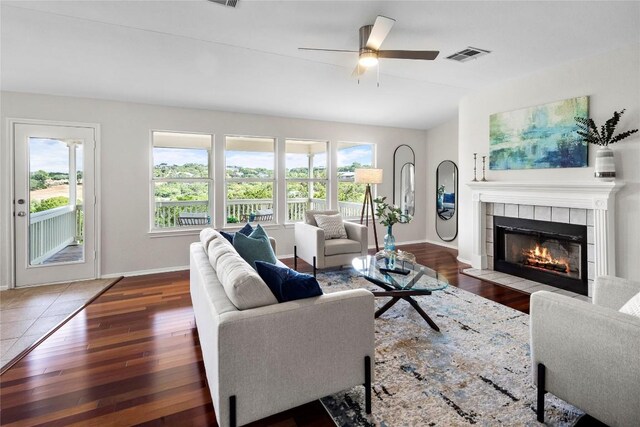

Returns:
0,92,428,283
458,44,640,279
425,118,459,247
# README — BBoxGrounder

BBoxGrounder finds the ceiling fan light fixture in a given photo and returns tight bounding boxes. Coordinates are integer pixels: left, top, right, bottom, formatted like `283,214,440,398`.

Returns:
358,51,378,67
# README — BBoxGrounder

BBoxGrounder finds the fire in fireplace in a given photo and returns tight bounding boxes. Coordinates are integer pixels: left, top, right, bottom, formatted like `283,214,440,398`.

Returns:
494,216,588,295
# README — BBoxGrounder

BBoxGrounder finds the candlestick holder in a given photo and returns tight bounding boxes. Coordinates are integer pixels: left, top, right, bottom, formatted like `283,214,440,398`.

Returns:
481,156,488,182
472,153,478,182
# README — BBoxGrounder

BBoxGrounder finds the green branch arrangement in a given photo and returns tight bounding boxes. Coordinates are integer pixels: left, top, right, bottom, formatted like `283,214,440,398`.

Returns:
575,109,638,147
373,197,412,227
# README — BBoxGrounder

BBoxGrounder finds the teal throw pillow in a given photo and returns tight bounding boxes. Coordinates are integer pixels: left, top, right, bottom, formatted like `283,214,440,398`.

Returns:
233,231,277,269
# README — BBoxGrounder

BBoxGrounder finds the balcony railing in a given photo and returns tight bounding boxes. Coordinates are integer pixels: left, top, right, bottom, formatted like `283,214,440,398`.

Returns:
30,205,83,264
154,199,363,228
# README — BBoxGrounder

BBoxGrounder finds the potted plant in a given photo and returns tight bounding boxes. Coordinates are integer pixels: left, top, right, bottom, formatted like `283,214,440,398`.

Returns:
575,109,638,180
437,185,445,210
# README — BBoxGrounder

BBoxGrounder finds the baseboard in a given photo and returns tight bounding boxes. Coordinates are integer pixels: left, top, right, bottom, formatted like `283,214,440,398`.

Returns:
424,239,458,250
102,265,188,279
457,256,472,266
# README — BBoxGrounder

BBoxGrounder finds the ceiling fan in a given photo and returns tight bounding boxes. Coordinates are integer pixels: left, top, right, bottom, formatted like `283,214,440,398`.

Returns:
299,15,439,78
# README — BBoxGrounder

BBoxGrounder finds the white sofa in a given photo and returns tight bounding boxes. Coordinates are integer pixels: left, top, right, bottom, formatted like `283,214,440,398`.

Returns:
530,276,640,426
190,229,375,427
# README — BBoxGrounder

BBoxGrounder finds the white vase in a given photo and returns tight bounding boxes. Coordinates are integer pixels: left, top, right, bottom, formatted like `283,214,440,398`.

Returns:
594,147,616,181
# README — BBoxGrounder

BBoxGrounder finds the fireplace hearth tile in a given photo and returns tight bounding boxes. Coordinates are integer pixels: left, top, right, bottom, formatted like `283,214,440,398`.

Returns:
494,203,505,216
503,280,541,292
527,284,564,294
573,294,592,302
534,206,551,221
551,207,570,223
493,275,527,285
552,289,581,298
505,204,519,218
569,208,587,225
519,205,534,219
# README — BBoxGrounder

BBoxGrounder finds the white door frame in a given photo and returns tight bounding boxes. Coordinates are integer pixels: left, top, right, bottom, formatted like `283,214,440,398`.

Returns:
4,118,101,289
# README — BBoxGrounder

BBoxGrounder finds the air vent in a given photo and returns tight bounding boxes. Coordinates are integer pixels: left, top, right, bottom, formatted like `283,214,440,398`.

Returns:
208,0,238,8
446,47,490,62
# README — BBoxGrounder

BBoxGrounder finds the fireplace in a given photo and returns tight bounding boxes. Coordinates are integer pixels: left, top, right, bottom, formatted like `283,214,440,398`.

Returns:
493,216,588,295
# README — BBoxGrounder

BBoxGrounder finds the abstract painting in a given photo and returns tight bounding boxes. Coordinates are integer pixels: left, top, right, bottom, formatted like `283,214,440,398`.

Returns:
489,96,588,170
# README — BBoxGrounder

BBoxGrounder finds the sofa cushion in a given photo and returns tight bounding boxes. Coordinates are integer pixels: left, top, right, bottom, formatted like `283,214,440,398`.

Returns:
255,261,323,303
620,292,640,318
200,228,219,254
324,238,361,256
304,209,340,227
208,235,236,270
216,248,278,310
233,231,278,269
314,213,348,240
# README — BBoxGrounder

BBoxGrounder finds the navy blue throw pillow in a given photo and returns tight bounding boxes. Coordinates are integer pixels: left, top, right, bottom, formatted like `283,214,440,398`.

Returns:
255,261,323,303
238,223,253,236
220,231,234,243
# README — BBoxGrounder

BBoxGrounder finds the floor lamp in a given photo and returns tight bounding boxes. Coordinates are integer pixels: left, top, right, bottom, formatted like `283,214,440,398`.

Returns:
355,168,383,252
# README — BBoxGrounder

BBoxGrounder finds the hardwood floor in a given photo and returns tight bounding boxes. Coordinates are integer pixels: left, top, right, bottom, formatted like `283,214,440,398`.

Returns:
0,242,530,426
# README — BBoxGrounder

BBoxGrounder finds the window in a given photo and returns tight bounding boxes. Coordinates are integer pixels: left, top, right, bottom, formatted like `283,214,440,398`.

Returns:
337,142,375,218
225,136,275,225
151,131,212,229
285,139,328,222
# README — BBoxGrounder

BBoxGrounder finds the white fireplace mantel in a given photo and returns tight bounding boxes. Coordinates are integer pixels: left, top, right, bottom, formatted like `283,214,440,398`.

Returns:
466,181,625,278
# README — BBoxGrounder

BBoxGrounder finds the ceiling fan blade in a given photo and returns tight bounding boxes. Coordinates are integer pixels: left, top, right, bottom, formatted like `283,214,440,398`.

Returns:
366,15,395,50
351,64,367,77
299,47,358,53
378,50,440,60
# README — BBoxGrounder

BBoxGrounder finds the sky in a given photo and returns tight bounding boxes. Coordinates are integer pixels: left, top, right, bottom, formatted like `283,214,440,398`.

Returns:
153,145,373,169
30,138,83,173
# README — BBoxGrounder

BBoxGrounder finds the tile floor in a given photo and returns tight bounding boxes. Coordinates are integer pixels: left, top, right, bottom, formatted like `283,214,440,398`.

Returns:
0,278,116,369
462,268,592,302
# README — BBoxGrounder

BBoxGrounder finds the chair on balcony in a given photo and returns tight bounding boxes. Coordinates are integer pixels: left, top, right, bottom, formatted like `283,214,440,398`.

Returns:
178,213,210,226
294,210,368,276
240,209,273,223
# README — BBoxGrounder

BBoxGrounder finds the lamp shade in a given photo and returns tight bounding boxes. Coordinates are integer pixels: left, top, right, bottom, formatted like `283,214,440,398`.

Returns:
354,168,383,184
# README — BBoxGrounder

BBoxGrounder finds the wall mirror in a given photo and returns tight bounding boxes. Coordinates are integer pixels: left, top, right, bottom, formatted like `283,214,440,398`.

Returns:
393,145,415,217
436,160,458,241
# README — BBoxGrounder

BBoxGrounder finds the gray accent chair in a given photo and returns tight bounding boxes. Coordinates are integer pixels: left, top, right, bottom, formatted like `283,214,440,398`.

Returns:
294,210,368,276
531,276,640,426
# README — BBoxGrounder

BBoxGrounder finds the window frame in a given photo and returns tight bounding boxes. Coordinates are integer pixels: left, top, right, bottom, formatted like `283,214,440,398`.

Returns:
284,139,329,223
149,130,214,232
224,135,277,226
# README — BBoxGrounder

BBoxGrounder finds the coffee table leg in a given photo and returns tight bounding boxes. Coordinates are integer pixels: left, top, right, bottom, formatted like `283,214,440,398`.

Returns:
375,297,400,318
404,297,440,331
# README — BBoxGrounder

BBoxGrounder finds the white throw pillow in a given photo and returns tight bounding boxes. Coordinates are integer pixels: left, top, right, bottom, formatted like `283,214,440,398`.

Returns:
199,228,219,254
314,213,348,240
619,291,640,318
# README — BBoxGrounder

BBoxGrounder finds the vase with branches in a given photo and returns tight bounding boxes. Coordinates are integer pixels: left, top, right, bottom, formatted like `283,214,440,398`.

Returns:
575,109,638,180
373,197,412,268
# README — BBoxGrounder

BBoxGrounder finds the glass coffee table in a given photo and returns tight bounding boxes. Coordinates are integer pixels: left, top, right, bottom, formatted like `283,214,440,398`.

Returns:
352,255,448,331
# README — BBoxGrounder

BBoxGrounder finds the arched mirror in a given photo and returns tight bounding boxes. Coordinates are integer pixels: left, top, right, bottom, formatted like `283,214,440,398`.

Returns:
393,145,415,217
436,160,458,241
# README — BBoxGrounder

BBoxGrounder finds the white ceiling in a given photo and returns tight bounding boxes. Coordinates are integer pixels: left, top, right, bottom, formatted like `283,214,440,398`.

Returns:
1,1,639,130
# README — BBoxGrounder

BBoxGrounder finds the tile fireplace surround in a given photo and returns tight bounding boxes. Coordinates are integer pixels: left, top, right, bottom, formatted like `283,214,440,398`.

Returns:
466,181,625,297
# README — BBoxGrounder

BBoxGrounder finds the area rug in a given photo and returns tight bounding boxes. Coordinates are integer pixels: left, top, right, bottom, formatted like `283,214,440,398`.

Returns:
0,277,121,373
316,269,583,426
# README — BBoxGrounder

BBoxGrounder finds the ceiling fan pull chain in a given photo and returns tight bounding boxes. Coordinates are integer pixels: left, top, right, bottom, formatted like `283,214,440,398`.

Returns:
377,64,380,87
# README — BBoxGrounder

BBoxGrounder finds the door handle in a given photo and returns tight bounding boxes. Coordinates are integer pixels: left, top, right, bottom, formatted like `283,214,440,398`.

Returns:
17,211,26,217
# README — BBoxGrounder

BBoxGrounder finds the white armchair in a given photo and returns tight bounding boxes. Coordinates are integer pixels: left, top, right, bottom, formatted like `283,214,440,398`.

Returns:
531,276,640,426
294,210,368,276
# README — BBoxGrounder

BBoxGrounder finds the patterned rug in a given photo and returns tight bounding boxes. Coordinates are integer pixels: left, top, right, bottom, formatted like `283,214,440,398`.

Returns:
316,269,583,426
